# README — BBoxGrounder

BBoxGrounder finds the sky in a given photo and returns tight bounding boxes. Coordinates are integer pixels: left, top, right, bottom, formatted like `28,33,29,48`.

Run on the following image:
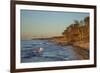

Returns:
21,10,89,40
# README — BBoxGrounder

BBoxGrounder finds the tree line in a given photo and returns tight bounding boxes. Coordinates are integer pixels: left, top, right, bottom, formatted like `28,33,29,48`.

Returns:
62,16,89,43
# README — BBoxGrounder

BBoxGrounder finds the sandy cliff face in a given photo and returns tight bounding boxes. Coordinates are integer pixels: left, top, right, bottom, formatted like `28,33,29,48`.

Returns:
51,16,90,50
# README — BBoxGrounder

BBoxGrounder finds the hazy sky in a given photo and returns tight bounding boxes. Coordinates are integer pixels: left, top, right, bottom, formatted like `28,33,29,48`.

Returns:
21,10,89,40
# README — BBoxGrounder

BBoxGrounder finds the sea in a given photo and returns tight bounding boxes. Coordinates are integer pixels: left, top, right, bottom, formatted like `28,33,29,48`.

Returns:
21,40,80,63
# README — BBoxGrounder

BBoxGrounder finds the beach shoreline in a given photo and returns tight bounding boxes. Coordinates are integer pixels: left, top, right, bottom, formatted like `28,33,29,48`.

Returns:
49,38,89,60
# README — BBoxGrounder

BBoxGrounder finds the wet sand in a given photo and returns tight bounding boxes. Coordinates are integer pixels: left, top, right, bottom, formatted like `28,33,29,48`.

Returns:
49,39,89,60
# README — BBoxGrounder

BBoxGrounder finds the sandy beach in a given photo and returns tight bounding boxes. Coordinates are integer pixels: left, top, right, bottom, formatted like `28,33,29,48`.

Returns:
49,38,89,60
